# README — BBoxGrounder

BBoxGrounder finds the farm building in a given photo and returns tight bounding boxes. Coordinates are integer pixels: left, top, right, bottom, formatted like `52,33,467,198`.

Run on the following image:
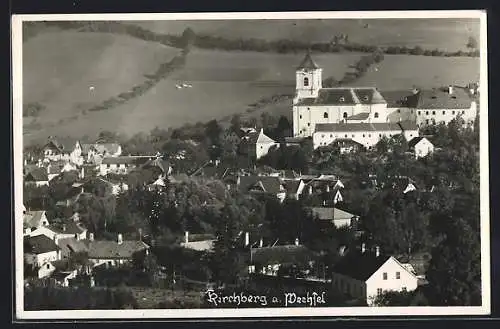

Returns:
331,244,418,306
408,136,434,158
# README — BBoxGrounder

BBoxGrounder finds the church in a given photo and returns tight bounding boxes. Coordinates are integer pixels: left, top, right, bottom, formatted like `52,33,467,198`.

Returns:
292,52,477,150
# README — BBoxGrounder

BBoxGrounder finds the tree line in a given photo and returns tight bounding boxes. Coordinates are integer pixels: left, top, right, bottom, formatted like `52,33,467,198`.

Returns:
24,21,479,58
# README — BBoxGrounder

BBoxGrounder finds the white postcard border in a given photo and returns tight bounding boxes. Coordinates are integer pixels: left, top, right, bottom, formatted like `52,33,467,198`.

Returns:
12,10,490,319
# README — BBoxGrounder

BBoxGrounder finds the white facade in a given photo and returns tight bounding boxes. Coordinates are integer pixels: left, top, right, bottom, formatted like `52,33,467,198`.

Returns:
415,103,477,127
365,257,419,306
25,250,61,268
331,256,418,306
255,129,279,160
37,262,56,279
313,128,418,150
413,138,434,158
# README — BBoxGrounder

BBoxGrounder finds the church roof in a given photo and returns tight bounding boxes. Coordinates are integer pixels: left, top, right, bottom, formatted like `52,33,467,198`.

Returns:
296,88,387,106
297,52,320,70
315,121,418,133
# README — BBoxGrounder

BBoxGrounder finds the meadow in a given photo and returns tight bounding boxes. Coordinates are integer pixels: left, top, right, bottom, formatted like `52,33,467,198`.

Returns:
133,18,480,52
22,29,480,145
22,31,181,143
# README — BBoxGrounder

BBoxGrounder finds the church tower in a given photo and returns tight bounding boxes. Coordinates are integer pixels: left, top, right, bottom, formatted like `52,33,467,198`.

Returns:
294,51,322,103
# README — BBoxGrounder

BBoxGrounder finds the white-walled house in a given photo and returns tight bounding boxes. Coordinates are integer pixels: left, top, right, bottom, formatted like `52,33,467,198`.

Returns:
331,246,418,306
240,129,280,160
23,210,50,235
312,121,419,150
99,156,152,176
24,234,61,268
408,137,434,158
87,234,150,268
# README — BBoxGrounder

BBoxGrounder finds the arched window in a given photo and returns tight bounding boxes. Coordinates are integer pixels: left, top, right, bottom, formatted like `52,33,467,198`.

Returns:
374,112,379,118
303,77,309,87
324,112,329,119
343,112,348,119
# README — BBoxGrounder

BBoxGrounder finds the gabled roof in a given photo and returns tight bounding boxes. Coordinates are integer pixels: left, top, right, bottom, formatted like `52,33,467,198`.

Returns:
283,179,303,194
57,237,89,255
315,121,418,133
44,137,78,153
239,175,285,194
23,210,47,229
48,221,87,235
24,234,60,254
141,157,172,174
25,168,48,182
332,250,391,281
251,245,315,266
309,207,358,221
87,240,149,259
296,88,387,106
408,136,432,148
181,240,215,252
297,52,320,70
414,88,474,109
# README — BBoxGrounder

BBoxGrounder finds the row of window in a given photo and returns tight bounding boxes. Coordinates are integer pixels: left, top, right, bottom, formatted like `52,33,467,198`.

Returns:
418,110,466,116
318,133,413,139
299,112,379,120
376,287,407,296
382,271,401,280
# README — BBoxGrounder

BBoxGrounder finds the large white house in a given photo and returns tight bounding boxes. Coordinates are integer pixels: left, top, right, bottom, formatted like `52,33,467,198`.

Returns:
312,121,419,150
331,245,418,306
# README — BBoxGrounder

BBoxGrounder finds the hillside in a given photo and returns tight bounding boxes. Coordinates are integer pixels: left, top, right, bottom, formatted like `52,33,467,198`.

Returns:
134,18,480,52
22,31,181,144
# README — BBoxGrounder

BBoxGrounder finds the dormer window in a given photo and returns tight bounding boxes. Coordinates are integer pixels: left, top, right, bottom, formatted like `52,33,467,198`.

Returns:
364,96,369,101
303,77,309,87
340,97,345,102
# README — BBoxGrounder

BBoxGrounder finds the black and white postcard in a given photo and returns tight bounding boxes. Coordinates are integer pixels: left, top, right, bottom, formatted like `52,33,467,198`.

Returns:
12,10,490,320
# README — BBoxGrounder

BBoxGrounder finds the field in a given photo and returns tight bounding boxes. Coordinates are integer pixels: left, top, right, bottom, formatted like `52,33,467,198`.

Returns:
22,28,480,145
133,18,480,52
22,31,181,144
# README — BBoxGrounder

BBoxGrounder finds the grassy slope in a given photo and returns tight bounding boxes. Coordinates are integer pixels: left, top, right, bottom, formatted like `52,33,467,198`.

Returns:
22,25,480,144
23,31,181,144
133,18,480,52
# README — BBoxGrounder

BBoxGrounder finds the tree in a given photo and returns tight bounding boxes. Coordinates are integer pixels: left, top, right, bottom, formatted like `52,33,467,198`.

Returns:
373,289,428,306
275,116,293,141
205,119,222,146
230,114,242,133
181,27,196,50
466,36,478,50
425,217,481,306
210,202,244,286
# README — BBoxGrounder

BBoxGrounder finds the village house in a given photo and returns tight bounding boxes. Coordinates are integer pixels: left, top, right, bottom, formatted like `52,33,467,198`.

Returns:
86,233,150,268
408,136,434,158
23,209,50,235
180,231,216,252
382,85,478,127
28,219,88,243
309,207,360,229
238,175,287,202
248,241,316,277
99,156,152,176
24,167,49,187
42,137,79,162
283,179,306,200
331,244,418,306
239,128,280,160
329,138,365,154
312,121,419,150
24,234,62,268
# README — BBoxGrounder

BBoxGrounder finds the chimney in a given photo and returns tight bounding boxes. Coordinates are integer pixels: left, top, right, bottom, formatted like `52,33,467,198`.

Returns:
375,246,380,257
73,212,79,222
117,233,123,245
62,224,67,232
81,167,85,179
245,232,250,247
184,231,189,244
361,243,366,253
323,200,326,206
295,237,300,246
309,185,313,195
326,185,330,193
24,158,27,166
259,238,263,248
81,187,85,194
89,232,94,241
138,228,143,241
46,163,51,175
448,85,453,94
